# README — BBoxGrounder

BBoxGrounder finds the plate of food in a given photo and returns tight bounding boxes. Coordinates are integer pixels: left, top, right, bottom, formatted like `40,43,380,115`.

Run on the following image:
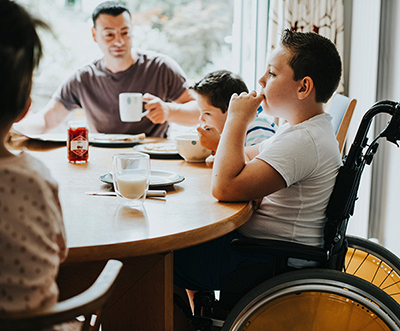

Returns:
133,142,181,158
90,133,146,147
100,170,185,188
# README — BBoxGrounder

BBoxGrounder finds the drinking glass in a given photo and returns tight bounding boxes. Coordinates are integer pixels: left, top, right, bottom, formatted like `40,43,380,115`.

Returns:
112,152,150,208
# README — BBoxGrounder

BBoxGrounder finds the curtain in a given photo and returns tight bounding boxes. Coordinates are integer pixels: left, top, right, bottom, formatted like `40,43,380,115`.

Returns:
267,0,345,93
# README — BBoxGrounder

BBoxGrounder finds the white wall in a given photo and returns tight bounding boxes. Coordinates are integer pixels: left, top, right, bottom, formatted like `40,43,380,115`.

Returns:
348,0,400,256
346,0,382,238
378,0,400,255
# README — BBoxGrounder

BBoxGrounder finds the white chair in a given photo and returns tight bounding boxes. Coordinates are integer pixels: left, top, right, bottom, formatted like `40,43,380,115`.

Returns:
0,259,123,331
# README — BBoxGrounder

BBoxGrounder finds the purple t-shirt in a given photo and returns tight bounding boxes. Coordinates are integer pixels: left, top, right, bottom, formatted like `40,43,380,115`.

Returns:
53,50,189,137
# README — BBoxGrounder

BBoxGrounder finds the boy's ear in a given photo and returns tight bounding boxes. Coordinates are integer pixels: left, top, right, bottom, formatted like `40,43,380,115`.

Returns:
297,76,314,100
92,27,97,43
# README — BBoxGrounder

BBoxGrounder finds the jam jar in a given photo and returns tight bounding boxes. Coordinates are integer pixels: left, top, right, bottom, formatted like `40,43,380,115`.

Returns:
67,121,89,163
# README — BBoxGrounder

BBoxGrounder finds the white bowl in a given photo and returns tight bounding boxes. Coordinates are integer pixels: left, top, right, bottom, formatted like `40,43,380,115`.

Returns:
175,135,212,163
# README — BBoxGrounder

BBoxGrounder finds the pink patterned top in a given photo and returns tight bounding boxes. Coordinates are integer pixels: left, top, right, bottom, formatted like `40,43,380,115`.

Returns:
0,152,67,313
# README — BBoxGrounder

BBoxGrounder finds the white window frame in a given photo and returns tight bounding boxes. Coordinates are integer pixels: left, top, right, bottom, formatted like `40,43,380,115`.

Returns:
232,0,269,91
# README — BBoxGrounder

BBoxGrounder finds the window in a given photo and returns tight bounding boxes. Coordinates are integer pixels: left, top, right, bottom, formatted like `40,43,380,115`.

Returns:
16,0,235,115
232,0,269,91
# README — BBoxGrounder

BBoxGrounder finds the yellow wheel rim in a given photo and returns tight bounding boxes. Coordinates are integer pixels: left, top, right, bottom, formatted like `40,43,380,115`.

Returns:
236,291,391,331
345,247,400,304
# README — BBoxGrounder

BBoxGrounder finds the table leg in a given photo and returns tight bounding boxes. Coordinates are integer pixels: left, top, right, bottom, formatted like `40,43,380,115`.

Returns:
57,252,174,331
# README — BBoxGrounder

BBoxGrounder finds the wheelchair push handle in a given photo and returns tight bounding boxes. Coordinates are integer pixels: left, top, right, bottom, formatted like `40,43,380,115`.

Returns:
345,100,400,167
379,101,400,146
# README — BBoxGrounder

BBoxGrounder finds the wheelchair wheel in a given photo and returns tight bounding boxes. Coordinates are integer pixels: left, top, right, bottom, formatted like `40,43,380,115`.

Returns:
344,235,400,305
221,269,400,331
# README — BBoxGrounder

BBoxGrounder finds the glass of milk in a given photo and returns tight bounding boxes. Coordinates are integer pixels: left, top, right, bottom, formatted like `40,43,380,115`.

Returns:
112,152,150,208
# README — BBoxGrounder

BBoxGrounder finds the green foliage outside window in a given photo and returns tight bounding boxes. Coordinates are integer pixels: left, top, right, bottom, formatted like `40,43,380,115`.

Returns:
128,0,233,80
16,0,233,113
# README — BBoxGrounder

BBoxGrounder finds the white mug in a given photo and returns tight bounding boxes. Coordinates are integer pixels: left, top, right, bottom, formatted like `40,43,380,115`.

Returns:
119,93,149,122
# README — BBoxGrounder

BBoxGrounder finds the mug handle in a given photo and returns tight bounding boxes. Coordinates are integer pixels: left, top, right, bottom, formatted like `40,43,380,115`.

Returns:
141,109,150,118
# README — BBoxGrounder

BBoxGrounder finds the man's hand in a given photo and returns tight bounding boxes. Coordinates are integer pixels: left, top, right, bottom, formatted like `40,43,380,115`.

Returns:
197,125,220,152
143,93,170,124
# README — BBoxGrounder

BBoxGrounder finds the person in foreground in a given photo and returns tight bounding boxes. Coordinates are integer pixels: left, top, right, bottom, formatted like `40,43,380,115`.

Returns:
193,70,276,154
174,29,343,310
0,2,76,330
14,1,199,137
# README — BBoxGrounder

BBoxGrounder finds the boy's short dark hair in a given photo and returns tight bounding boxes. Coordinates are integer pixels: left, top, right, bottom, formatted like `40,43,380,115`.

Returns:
191,70,249,113
0,0,46,123
281,28,342,103
92,1,131,26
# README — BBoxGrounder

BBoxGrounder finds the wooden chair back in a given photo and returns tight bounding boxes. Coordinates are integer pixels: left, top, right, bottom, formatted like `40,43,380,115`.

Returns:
328,93,357,153
0,259,123,331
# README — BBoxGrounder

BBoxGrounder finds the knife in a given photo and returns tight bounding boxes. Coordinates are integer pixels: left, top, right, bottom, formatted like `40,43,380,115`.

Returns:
84,190,167,198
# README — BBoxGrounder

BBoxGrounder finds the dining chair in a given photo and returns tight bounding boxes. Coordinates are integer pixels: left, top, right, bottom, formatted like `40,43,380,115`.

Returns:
327,92,357,153
0,259,123,331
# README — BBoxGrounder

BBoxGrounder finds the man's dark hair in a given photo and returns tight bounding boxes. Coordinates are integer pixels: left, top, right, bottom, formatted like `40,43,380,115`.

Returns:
0,0,47,123
280,28,342,103
191,70,248,113
92,1,131,26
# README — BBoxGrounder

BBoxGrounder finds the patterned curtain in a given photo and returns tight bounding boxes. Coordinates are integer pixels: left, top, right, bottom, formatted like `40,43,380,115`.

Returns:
267,0,345,93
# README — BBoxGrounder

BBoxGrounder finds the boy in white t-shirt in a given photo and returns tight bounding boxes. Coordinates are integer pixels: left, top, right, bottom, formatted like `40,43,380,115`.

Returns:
193,70,276,154
174,29,342,306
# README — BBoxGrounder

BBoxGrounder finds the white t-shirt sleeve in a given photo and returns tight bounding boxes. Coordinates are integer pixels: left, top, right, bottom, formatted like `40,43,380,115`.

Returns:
256,128,318,187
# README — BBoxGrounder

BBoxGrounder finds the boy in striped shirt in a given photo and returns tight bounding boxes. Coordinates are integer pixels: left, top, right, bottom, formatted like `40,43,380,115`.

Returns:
192,70,276,156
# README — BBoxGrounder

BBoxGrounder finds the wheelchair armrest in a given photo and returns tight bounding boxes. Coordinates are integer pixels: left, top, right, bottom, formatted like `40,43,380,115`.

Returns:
231,238,328,262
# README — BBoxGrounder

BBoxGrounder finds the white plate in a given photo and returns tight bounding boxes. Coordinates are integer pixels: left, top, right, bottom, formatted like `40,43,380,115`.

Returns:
99,170,185,188
90,133,145,147
17,132,145,146
134,143,179,156
21,132,66,142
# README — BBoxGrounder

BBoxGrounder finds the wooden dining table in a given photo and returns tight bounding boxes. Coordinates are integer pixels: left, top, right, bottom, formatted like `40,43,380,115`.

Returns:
8,134,253,331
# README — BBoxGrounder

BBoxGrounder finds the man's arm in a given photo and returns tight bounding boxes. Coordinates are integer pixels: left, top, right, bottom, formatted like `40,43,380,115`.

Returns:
13,99,70,134
143,90,200,126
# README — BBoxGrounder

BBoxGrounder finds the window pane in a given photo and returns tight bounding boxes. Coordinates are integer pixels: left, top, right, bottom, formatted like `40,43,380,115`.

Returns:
16,0,234,114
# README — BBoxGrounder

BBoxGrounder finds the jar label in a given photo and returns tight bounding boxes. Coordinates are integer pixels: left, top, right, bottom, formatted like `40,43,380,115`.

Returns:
70,135,88,156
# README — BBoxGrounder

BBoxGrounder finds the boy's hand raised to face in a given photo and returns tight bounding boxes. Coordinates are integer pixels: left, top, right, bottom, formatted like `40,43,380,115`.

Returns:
228,91,265,126
197,125,220,152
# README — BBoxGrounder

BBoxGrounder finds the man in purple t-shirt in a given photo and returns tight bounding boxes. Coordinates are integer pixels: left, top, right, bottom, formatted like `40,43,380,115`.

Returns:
16,1,199,137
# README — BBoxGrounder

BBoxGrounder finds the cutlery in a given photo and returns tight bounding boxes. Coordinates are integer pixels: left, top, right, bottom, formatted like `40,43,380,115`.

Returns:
85,190,167,198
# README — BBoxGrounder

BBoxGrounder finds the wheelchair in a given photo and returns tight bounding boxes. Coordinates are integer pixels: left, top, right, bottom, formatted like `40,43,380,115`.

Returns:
178,100,400,330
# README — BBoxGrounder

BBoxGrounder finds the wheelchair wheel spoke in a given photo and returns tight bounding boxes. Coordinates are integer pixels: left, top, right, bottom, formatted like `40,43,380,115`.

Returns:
381,277,400,291
344,248,374,276
378,268,392,288
344,248,356,272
